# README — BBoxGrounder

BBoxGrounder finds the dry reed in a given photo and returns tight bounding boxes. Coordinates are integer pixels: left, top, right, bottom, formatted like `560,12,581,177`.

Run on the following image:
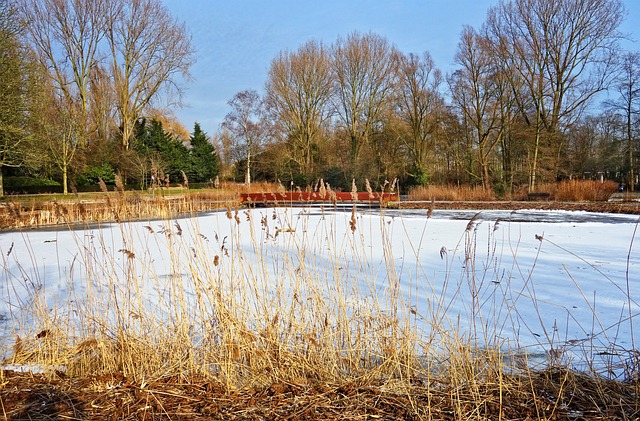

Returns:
549,179,619,201
409,180,620,202
0,184,637,419
0,183,277,229
408,184,497,201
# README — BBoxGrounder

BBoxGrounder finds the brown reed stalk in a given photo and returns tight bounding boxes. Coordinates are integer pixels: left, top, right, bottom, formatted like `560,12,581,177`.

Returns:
114,173,125,197
181,171,189,190
351,179,358,202
365,179,374,199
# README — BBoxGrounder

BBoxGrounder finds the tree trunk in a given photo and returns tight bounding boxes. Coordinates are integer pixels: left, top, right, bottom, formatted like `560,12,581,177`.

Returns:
350,134,358,180
501,134,513,193
63,161,68,195
479,139,491,190
122,119,134,151
482,160,491,190
628,111,635,192
530,129,541,192
245,150,251,185
305,132,313,179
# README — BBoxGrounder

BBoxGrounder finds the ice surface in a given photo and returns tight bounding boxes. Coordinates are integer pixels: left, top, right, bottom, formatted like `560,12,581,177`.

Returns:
0,207,637,375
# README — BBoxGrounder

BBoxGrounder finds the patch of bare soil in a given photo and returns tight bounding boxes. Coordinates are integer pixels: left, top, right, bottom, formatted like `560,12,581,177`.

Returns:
1,369,638,420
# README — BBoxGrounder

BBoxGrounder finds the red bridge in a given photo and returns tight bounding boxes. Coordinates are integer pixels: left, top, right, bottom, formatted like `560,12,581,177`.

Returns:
239,191,399,206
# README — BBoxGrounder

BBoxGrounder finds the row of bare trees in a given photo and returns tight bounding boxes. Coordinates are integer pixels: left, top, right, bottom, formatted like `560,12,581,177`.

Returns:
221,33,445,189
222,0,636,193
1,0,638,195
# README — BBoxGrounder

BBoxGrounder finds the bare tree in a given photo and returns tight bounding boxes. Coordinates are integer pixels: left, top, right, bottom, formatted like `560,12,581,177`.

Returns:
331,31,398,181
450,26,504,189
487,0,624,191
265,39,333,181
36,81,82,194
106,0,195,150
87,63,117,148
222,90,267,185
394,51,444,185
608,52,640,190
19,0,110,153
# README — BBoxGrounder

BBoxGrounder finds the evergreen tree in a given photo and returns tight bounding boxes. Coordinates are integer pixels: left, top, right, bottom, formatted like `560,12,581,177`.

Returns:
189,122,219,182
135,119,190,184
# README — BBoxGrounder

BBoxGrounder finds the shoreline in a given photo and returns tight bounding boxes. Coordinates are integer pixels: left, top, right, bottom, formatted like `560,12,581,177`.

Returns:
395,199,640,215
1,195,640,232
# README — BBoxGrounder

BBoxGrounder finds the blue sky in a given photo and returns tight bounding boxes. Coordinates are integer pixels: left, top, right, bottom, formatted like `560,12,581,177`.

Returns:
163,0,640,138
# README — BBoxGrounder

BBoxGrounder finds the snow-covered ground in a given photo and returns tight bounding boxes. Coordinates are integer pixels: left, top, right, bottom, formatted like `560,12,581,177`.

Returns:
0,207,638,377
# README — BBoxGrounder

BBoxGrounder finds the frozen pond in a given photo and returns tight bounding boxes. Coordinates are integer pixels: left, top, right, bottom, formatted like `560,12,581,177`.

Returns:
0,207,638,377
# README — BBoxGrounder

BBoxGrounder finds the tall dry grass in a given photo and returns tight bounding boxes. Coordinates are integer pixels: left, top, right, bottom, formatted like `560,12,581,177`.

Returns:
0,182,285,229
408,184,497,201
409,180,620,202
542,179,619,201
0,201,637,418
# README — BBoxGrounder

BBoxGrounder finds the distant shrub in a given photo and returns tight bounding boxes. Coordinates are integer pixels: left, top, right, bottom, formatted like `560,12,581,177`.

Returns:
3,177,62,194
4,176,61,188
75,164,116,186
512,180,618,201
554,179,618,201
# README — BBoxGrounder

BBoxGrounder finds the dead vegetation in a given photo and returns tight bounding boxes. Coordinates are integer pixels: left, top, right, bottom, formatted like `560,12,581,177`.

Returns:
0,182,284,229
408,180,620,202
1,366,638,420
0,182,638,419
409,184,498,202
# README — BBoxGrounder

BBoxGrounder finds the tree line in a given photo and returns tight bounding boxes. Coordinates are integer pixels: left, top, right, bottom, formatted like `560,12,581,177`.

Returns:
224,0,637,193
0,0,207,195
1,0,638,196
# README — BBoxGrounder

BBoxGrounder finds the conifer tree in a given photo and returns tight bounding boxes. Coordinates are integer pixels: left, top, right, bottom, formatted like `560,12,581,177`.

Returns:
189,122,219,182
135,119,190,184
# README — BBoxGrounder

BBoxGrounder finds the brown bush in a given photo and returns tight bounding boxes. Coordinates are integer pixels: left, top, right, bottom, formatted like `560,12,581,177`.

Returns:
554,179,619,201
525,180,618,202
409,180,619,202
408,184,496,201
